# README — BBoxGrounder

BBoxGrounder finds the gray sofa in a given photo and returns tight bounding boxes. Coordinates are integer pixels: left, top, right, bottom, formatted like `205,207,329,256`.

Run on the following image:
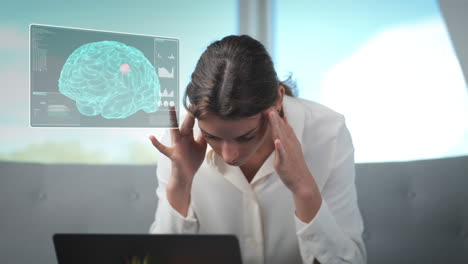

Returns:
1,156,467,263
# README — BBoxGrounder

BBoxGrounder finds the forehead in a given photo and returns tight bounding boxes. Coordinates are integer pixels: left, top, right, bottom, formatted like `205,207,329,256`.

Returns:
197,113,262,137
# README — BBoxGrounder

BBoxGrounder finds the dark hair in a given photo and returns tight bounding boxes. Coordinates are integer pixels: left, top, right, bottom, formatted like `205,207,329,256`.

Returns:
183,35,296,120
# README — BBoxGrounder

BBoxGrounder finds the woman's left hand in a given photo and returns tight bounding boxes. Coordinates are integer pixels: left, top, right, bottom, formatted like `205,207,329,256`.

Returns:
265,109,322,222
265,109,315,195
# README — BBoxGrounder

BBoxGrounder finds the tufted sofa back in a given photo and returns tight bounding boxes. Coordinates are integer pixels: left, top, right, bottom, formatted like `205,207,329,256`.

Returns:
1,156,467,263
356,156,468,263
0,163,157,264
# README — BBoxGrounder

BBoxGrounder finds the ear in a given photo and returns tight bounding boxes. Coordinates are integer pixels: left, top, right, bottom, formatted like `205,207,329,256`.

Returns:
274,85,285,111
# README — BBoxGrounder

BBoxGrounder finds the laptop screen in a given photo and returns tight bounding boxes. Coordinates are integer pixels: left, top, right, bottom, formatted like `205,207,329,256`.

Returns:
53,234,242,264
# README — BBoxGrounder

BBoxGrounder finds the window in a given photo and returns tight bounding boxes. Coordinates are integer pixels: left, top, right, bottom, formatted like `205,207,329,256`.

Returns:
274,0,468,162
0,0,238,164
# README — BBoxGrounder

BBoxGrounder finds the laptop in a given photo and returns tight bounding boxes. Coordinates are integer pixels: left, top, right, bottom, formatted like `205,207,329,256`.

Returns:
53,234,243,264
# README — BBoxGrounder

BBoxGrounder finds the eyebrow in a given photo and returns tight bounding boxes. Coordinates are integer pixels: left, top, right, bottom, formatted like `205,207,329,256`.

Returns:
200,125,259,139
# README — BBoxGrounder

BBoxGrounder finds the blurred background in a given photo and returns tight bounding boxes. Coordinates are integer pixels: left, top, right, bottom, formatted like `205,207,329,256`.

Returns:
1,0,467,165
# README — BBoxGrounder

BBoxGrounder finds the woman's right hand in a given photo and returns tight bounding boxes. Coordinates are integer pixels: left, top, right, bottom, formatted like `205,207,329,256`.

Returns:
149,106,207,188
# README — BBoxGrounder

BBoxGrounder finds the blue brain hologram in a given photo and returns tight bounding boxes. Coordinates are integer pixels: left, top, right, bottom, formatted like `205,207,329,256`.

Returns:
58,41,161,119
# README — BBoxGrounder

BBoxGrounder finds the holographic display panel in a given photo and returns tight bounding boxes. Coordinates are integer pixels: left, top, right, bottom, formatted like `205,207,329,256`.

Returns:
30,24,178,127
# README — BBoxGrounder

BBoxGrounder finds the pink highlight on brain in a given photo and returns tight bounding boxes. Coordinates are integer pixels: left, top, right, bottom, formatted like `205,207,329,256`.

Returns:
120,63,131,74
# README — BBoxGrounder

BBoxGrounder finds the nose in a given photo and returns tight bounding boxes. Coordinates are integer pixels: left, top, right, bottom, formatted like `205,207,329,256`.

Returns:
221,141,240,164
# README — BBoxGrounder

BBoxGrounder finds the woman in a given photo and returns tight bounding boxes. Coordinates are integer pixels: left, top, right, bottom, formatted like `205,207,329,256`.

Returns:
148,35,366,264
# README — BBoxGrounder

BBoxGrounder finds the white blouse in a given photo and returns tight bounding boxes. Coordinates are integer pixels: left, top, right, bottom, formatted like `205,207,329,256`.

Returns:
149,95,367,264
